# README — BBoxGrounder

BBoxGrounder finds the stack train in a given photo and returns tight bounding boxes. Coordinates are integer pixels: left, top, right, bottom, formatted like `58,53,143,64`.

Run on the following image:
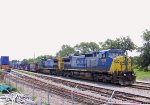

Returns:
10,49,136,85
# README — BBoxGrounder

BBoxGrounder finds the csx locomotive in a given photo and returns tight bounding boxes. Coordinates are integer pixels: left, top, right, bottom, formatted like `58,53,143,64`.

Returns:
37,49,136,85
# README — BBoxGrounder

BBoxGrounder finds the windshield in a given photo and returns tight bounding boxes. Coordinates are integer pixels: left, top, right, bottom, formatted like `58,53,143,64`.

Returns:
108,52,125,58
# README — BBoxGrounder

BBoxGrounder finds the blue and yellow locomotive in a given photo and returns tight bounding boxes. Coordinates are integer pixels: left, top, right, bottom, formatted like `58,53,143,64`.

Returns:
38,49,136,85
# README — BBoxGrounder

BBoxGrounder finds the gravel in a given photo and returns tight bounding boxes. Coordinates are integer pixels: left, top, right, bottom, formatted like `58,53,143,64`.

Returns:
5,76,85,105
28,71,150,98
10,70,150,104
144,78,150,82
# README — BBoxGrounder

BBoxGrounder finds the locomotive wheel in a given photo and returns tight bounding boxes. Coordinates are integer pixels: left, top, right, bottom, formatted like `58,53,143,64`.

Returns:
94,77,99,82
93,74,99,82
102,75,107,83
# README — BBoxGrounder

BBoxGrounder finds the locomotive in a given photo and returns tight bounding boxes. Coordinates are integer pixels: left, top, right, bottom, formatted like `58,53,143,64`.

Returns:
37,49,136,85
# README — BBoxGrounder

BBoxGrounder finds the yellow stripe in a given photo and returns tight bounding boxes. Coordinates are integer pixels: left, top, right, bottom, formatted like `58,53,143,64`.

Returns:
57,57,64,70
109,56,132,73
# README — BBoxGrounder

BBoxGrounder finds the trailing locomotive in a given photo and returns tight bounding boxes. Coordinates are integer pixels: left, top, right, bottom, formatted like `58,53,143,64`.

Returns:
37,49,136,85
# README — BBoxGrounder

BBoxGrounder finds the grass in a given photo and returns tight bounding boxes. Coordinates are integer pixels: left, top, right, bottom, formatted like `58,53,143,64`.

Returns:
32,96,37,100
18,70,34,75
134,69,150,80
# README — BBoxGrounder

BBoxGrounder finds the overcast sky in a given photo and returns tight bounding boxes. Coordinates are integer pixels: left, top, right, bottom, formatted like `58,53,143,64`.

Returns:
0,0,150,60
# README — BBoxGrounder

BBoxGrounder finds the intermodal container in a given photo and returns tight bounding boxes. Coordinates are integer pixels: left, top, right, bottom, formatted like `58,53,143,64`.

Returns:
1,56,9,65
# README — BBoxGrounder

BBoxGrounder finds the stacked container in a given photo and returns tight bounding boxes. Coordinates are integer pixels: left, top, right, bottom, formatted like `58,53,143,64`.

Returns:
1,56,9,65
0,56,9,70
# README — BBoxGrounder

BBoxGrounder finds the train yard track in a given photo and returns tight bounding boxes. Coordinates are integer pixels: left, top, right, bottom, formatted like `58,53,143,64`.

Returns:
130,84,150,90
136,81,150,86
5,73,107,105
126,81,150,90
9,70,150,104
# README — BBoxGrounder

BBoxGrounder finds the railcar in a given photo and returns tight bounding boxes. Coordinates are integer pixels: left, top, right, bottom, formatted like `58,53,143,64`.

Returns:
38,49,136,85
29,63,38,72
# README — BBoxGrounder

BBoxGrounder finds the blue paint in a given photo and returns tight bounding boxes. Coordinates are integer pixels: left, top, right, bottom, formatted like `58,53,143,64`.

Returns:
105,57,113,70
76,58,86,66
39,58,55,68
1,56,9,65
97,50,113,71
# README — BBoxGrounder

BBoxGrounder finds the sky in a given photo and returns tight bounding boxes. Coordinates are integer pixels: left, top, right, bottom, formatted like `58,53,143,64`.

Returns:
0,0,150,60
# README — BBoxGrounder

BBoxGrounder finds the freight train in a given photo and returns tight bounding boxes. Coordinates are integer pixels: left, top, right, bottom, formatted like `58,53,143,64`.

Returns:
11,49,136,85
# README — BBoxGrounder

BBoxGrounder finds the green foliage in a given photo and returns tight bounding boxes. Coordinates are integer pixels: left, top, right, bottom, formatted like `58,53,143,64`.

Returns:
34,55,53,63
23,58,34,64
143,29,150,41
99,36,136,51
21,59,29,64
120,36,137,51
133,56,142,67
88,42,100,51
138,29,150,70
9,60,19,65
75,42,100,54
99,39,119,50
56,42,100,57
20,55,53,64
75,42,90,54
19,70,34,75
32,96,37,100
57,45,75,57
134,69,150,80
12,36,137,64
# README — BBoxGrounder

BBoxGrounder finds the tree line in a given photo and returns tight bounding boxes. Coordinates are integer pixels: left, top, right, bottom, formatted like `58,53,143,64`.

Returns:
10,30,150,71
56,36,136,57
134,30,150,71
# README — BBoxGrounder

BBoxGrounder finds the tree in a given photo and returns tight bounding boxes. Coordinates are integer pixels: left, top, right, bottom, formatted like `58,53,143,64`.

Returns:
133,56,142,68
99,39,119,49
99,36,136,51
21,55,53,64
74,42,100,54
88,42,100,51
10,60,19,63
56,45,75,57
21,59,29,64
119,36,137,51
35,55,53,63
139,29,150,71
10,60,20,65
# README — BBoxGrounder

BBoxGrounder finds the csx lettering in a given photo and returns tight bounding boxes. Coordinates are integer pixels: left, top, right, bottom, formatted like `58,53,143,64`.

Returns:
76,58,85,66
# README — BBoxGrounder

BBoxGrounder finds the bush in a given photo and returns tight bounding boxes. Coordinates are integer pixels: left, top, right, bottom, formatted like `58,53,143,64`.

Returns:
148,65,150,71
133,65,139,69
143,67,148,71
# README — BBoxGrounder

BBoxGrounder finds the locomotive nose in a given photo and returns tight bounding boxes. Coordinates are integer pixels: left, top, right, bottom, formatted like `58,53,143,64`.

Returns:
109,56,132,72
120,56,131,71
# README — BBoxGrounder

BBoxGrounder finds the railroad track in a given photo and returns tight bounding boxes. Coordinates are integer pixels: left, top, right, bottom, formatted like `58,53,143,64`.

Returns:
5,72,107,105
128,81,150,90
136,81,150,86
10,70,150,104
130,84,150,90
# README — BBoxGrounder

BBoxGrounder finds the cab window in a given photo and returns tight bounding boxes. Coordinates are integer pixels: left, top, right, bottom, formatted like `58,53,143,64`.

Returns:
102,54,106,58
99,52,107,59
108,52,125,58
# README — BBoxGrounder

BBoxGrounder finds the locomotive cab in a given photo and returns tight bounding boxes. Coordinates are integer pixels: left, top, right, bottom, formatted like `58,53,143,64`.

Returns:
97,49,136,85
108,50,136,85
